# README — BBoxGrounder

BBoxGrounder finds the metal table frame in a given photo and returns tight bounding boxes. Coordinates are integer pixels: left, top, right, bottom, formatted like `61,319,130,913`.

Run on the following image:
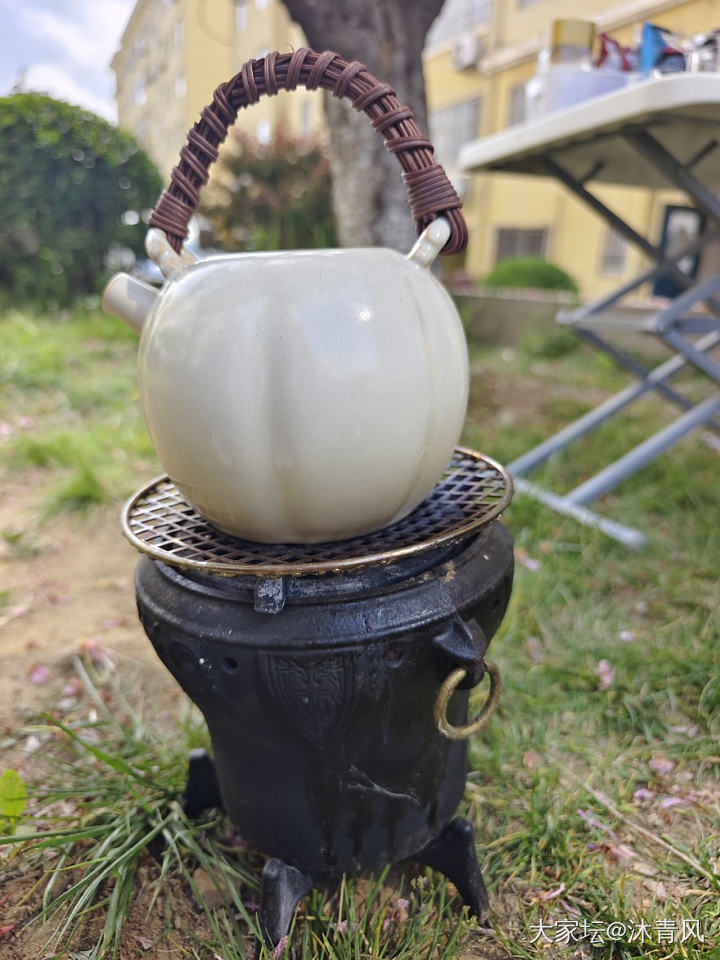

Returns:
460,78,720,548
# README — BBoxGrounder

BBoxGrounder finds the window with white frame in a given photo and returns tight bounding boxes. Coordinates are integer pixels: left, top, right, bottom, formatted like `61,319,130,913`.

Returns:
133,76,147,106
495,227,548,262
429,98,482,168
426,0,492,47
508,83,526,127
600,229,628,275
236,1,248,30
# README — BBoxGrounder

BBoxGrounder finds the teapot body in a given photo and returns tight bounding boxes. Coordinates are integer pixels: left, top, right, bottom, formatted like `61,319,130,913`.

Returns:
137,246,468,543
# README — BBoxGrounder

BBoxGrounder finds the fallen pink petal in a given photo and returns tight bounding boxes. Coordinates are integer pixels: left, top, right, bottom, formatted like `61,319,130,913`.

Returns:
524,636,544,663
670,724,699,737
62,677,83,697
29,664,50,685
101,616,128,630
1,602,32,628
80,637,116,671
595,659,615,689
539,882,566,900
633,787,655,803
47,593,72,606
273,935,288,957
648,756,675,776
577,808,612,833
522,750,543,770
393,897,411,922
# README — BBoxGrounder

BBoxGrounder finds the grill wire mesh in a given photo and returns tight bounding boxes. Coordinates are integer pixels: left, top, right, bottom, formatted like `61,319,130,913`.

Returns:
122,447,512,577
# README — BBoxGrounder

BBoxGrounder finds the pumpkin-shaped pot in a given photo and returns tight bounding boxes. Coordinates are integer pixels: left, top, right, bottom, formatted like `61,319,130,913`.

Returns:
103,50,470,543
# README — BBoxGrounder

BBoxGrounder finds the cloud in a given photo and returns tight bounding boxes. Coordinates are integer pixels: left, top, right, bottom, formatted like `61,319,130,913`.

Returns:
24,1,132,70
23,8,103,69
23,62,117,120
6,0,135,120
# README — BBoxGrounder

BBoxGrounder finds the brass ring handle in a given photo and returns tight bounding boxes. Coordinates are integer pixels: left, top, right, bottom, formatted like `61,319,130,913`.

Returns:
433,660,502,741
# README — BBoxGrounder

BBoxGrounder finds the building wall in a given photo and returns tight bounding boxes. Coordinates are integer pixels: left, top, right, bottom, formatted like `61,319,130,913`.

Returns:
229,0,325,144
112,0,324,183
113,0,235,178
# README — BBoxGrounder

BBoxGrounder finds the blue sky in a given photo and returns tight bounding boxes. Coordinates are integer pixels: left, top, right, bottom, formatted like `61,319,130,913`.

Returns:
1,0,135,120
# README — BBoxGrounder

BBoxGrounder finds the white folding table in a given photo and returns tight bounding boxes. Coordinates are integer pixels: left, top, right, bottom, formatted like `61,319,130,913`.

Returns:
460,74,720,548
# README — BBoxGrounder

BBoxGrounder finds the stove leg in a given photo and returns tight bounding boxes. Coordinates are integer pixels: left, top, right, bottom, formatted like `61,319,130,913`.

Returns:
256,858,314,956
412,818,489,921
183,748,223,818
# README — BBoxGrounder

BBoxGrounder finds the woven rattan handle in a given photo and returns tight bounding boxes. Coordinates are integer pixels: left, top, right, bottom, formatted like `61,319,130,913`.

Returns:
149,48,467,255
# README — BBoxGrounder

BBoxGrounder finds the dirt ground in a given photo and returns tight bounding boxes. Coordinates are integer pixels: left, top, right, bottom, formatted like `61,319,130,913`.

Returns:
0,478,218,959
0,475,181,737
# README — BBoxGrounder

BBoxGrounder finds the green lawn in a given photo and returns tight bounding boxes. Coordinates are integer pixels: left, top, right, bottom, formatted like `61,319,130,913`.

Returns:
0,304,718,959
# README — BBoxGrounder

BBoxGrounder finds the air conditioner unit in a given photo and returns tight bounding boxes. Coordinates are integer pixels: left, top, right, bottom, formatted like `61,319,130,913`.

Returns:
452,34,482,71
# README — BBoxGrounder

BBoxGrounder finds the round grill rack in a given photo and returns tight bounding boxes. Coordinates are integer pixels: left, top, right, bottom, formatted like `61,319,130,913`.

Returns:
121,447,512,577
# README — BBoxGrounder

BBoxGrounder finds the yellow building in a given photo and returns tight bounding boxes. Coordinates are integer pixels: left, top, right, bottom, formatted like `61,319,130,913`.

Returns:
112,0,322,180
229,0,324,143
112,0,719,294
424,0,720,294
113,0,231,178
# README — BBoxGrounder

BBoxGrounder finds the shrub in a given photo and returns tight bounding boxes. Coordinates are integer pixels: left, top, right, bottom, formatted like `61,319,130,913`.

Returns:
0,94,162,307
199,130,336,252
483,256,578,293
520,326,580,360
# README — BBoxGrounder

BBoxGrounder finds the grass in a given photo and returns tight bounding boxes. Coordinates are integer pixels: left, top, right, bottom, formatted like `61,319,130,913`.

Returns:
0,300,157,517
1,662,472,959
1,304,719,958
1,661,256,959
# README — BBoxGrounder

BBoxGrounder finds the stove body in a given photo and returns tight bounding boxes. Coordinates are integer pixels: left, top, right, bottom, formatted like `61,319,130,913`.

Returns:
136,525,512,944
127,451,514,946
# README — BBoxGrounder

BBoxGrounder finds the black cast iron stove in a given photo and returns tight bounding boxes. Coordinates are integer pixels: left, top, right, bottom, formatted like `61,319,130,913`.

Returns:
122,449,513,948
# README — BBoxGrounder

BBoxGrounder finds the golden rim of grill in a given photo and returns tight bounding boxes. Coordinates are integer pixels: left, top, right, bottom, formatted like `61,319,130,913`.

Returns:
121,447,513,577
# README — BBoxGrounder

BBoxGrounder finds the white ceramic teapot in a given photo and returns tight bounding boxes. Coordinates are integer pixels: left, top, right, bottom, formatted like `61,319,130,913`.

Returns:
103,50,470,544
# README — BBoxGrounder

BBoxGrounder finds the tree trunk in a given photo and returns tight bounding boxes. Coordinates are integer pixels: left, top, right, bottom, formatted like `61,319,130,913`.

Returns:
280,0,444,252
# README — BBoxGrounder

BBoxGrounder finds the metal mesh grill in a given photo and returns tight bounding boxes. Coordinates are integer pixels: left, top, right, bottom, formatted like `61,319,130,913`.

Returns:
121,447,512,577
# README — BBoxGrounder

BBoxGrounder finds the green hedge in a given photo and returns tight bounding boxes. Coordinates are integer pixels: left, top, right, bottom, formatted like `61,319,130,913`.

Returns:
483,256,578,293
0,94,162,307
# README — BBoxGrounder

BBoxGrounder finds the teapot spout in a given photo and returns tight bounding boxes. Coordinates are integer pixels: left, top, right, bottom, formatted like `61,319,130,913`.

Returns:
102,273,159,334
